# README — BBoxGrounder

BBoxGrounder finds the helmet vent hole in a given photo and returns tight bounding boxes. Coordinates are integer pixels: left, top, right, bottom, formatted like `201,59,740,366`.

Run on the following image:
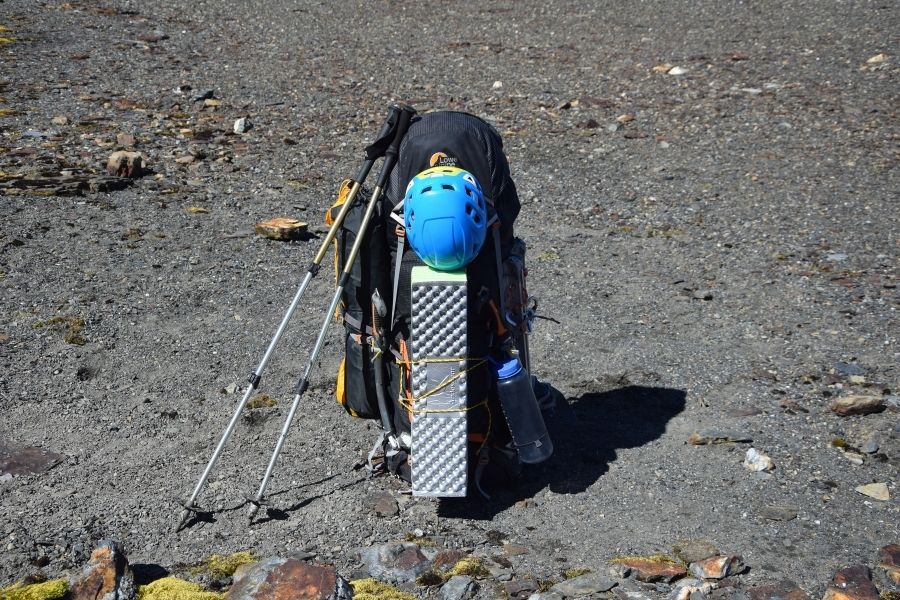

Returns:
422,185,433,193
465,204,473,215
442,184,454,191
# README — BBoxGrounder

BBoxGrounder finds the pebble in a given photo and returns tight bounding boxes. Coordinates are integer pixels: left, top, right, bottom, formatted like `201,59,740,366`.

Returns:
668,66,688,75
51,115,68,125
224,383,239,394
492,80,503,89
234,117,251,134
861,440,879,454
854,482,889,501
743,448,775,472
833,362,864,376
830,395,885,417
759,505,797,521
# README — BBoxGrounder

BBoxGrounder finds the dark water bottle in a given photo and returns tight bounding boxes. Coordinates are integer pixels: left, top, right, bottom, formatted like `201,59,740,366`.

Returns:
494,357,553,464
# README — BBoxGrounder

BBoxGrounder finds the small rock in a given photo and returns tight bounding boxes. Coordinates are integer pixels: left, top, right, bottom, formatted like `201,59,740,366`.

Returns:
741,88,763,95
878,544,900,584
854,482,889,501
224,383,239,394
672,541,720,565
117,132,136,147
668,66,688,75
616,113,636,124
193,90,215,102
106,151,144,178
826,252,848,262
688,555,745,580
743,448,775,472
614,556,686,583
579,118,600,129
368,491,399,517
69,540,135,600
506,580,538,599
692,290,714,301
255,217,308,241
606,122,623,132
861,440,879,454
492,80,503,89
652,63,673,73
358,542,431,583
759,505,797,521
234,117,251,134
442,575,478,600
51,115,68,125
848,375,866,385
502,544,529,557
433,550,466,570
667,578,714,600
551,572,617,596
821,565,879,600
866,53,888,64
226,558,351,600
834,362,864,376
176,155,196,165
748,580,809,600
830,395,885,417
688,430,752,445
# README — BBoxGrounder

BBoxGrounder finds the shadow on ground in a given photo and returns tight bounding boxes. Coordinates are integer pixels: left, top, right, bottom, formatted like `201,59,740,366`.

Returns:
439,385,686,519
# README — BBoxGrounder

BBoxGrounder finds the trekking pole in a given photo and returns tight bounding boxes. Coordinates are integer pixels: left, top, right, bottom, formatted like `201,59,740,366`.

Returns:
247,105,416,521
175,105,404,532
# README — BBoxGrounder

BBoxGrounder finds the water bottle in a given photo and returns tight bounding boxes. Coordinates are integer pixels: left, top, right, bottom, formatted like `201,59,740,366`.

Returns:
494,357,553,464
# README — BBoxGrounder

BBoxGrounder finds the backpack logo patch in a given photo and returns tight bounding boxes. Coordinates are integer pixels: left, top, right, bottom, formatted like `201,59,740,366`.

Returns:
429,152,459,167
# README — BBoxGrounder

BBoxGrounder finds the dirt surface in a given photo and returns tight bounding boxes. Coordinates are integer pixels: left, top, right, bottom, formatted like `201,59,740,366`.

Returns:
0,0,898,595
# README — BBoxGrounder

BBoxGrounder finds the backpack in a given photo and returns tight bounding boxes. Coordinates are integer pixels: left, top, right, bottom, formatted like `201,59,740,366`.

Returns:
328,111,539,494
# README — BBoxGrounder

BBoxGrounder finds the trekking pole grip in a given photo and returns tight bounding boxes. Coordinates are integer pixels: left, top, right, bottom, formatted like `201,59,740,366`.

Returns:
358,105,403,181
374,105,415,188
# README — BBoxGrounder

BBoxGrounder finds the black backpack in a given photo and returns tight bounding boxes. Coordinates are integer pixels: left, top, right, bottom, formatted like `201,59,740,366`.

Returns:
328,111,533,487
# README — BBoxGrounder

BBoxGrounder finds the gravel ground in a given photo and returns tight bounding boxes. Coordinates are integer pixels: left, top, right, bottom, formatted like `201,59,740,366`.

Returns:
0,0,898,595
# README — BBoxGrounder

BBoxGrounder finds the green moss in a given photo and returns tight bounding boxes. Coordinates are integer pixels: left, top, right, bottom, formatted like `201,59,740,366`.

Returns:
136,577,224,600
189,551,256,579
448,557,491,578
402,533,436,547
34,316,86,345
563,567,591,579
880,592,900,600
350,578,416,600
415,570,447,586
0,578,68,600
537,578,557,592
245,395,276,410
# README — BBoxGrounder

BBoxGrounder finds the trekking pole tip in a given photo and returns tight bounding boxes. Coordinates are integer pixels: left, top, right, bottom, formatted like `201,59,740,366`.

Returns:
175,509,189,532
247,502,260,522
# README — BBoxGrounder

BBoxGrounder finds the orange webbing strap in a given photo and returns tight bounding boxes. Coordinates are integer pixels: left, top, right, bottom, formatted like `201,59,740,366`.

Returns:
399,338,414,424
488,299,508,337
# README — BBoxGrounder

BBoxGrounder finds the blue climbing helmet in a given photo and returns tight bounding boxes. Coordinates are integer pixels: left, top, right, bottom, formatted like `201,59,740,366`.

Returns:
403,166,487,272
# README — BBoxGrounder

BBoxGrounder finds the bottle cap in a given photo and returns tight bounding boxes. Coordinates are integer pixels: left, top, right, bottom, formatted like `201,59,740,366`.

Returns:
496,357,522,379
